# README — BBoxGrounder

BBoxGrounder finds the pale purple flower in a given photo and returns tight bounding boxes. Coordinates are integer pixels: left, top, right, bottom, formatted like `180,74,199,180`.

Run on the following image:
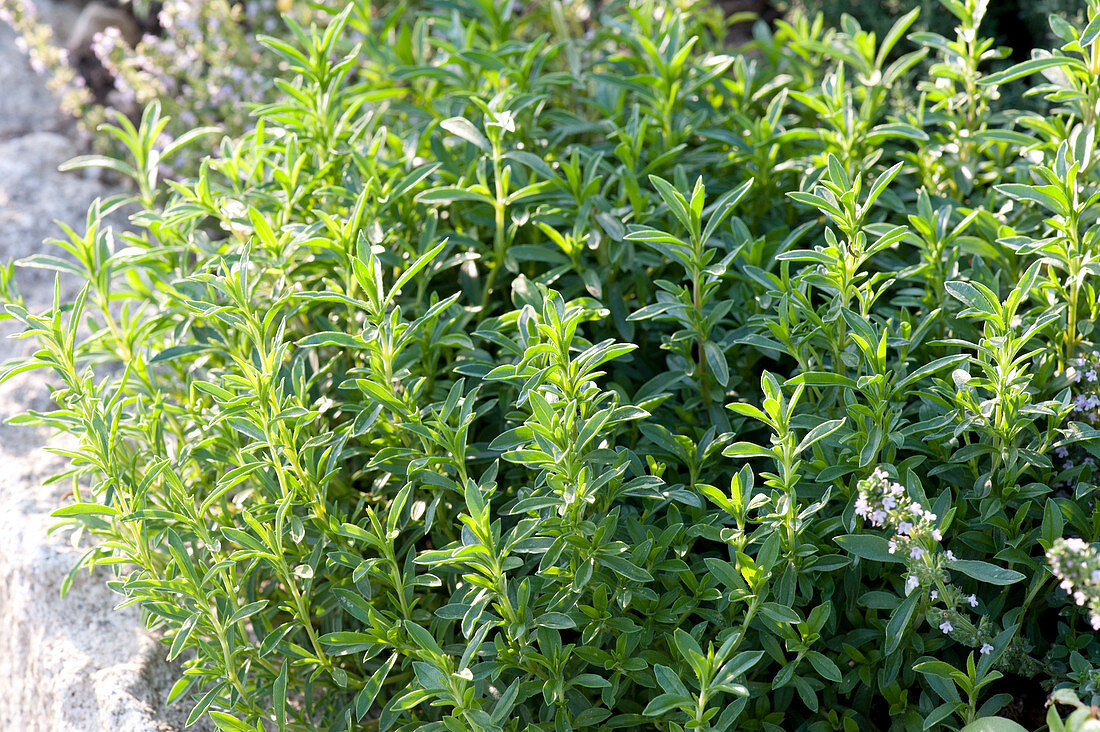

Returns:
910,546,925,560
905,575,919,594
980,643,993,655
967,594,978,607
939,620,953,634
945,550,957,562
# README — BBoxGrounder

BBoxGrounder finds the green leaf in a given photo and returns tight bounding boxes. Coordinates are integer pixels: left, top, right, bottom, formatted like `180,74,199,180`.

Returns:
187,682,229,726
356,654,398,720
704,341,730,387
440,117,490,152
914,660,961,682
52,503,119,517
643,692,692,716
601,555,653,582
389,241,447,300
834,534,902,563
885,592,919,655
797,418,845,454
958,718,1030,732
806,651,842,683
227,600,268,627
982,55,1087,86
416,187,494,205
944,280,1001,317
995,183,1069,216
948,559,1026,585
298,331,364,348
652,664,691,697
648,175,694,234
209,711,258,732
760,602,801,625
273,661,288,730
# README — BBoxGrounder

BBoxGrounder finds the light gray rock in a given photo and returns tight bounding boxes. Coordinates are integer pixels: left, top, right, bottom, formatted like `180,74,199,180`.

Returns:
0,18,211,732
0,23,69,139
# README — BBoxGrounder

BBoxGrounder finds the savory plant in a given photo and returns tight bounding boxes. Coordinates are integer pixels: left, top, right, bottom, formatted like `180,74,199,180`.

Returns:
5,0,1100,730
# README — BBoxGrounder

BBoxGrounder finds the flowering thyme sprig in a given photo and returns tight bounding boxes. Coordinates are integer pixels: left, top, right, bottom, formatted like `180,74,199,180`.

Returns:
0,0,95,119
1047,537,1100,630
855,467,943,559
855,468,1000,655
1056,352,1100,479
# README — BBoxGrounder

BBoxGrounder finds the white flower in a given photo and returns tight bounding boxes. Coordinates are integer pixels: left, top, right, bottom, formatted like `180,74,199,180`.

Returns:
489,110,516,133
910,547,925,560
967,594,978,607
905,575,919,594
945,550,957,562
939,620,953,634
980,643,993,655
930,590,938,600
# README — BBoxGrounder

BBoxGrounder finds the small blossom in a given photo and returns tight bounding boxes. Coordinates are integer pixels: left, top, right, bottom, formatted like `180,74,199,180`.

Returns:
489,109,516,133
939,620,954,634
905,575,919,594
967,594,978,607
1048,537,1100,629
910,546,925,560
930,590,938,601
945,550,957,562
980,643,994,655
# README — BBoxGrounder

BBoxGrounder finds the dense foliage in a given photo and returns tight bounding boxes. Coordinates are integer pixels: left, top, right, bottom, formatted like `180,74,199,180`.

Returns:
5,0,1100,730
788,0,1090,58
